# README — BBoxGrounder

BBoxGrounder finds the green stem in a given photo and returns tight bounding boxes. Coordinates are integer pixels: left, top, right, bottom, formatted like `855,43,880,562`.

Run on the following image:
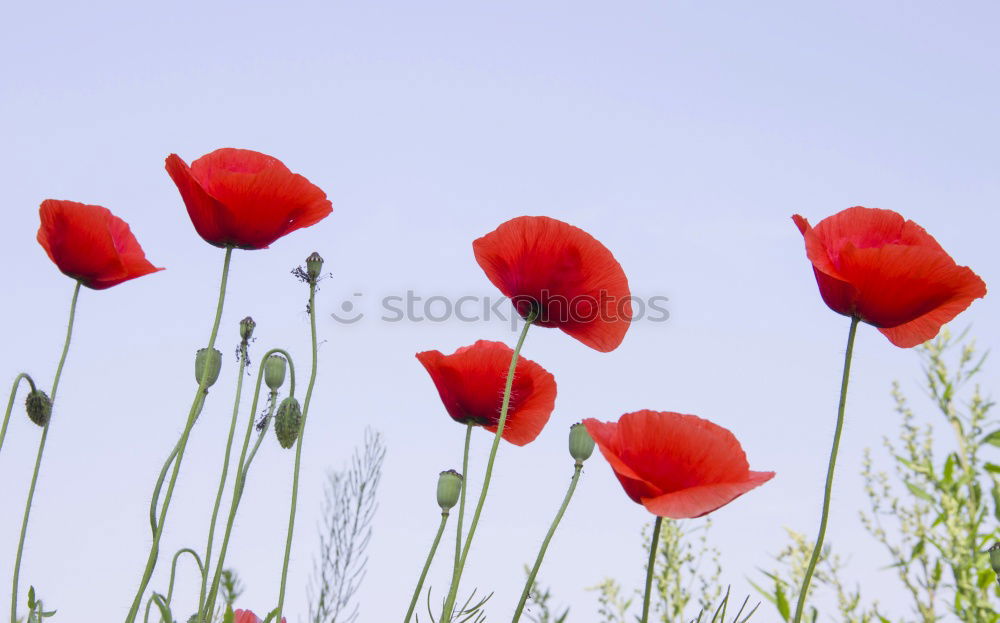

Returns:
125,246,234,623
791,315,860,623
197,341,249,614
166,548,204,606
10,280,81,623
0,373,37,458
641,516,663,623
440,312,535,622
201,347,294,621
453,423,473,578
274,281,320,623
404,511,451,623
512,462,583,623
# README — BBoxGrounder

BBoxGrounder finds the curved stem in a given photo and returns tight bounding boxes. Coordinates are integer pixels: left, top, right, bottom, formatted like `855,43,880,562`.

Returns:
165,548,204,606
197,341,249,614
453,423,473,577
0,373,37,458
512,462,583,623
440,312,535,622
126,246,234,623
641,516,663,623
201,348,293,620
792,316,860,623
404,511,450,623
10,280,81,623
275,281,320,623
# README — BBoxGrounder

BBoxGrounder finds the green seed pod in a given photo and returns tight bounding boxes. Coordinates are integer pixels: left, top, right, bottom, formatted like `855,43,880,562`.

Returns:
437,469,464,511
194,348,223,388
274,397,302,449
239,316,256,342
264,354,287,391
24,390,52,427
568,422,595,464
305,251,324,281
988,542,1000,582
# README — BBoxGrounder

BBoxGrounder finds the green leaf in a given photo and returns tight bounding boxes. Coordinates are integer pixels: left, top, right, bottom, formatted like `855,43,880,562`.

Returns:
906,482,935,503
223,607,235,623
150,594,172,623
985,463,1000,474
982,429,1000,448
943,453,956,483
910,538,926,560
775,583,790,621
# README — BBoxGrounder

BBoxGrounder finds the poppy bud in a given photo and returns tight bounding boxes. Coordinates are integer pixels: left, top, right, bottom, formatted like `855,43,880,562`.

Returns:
988,542,1000,583
264,355,287,391
306,252,324,281
240,316,256,342
274,397,302,449
24,390,52,427
195,348,223,388
437,470,463,511
568,422,595,464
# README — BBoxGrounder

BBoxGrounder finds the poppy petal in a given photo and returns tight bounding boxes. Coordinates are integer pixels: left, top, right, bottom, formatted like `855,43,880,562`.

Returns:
473,216,631,352
37,200,162,290
417,340,556,445
640,471,775,519
190,148,331,249
165,154,230,247
585,411,772,517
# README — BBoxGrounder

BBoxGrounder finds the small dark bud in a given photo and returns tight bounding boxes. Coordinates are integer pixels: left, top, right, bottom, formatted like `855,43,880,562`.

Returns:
568,422,595,464
264,354,287,391
239,316,256,342
25,390,52,427
305,252,324,281
274,397,302,449
195,348,223,388
437,470,464,511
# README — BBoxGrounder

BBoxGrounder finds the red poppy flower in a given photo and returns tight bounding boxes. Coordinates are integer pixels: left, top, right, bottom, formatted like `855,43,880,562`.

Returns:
416,340,557,446
233,610,285,623
793,207,986,348
36,199,163,290
165,148,332,249
473,216,631,352
583,410,774,519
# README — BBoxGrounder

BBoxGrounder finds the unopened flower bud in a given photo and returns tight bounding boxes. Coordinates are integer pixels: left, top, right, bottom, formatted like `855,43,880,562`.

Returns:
568,422,595,464
988,542,1000,582
240,316,256,342
437,470,463,511
24,390,52,427
195,348,222,388
264,355,287,391
305,252,324,281
274,397,302,449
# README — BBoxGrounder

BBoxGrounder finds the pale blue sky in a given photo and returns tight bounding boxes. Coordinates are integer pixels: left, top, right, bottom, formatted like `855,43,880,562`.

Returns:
1,1,998,620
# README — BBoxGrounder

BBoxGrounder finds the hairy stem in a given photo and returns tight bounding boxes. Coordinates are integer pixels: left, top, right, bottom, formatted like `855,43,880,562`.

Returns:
126,246,234,623
10,280,81,623
512,462,583,622
275,280,320,623
0,373,37,458
405,511,450,623
641,516,664,623
792,316,860,623
441,311,535,622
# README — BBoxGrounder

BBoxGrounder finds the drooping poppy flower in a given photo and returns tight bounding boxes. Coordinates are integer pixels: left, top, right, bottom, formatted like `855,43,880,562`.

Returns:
473,216,631,352
583,410,774,519
793,207,986,348
233,609,286,623
36,199,163,290
416,340,557,446
165,148,332,249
